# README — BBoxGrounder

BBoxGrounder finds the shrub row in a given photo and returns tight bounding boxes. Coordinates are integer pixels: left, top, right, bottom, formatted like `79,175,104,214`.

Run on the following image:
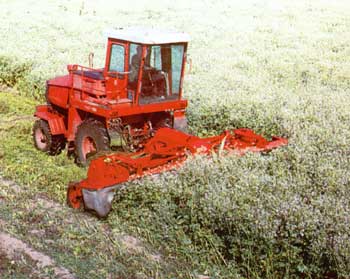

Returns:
110,89,350,278
0,55,45,100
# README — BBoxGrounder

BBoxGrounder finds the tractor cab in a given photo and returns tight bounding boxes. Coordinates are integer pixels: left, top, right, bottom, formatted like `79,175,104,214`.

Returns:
104,27,190,105
36,28,190,166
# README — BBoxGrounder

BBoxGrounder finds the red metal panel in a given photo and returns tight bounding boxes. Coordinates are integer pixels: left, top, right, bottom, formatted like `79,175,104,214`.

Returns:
73,75,106,97
108,100,188,117
173,110,185,117
66,107,82,141
48,86,69,108
47,74,72,87
48,117,66,135
69,98,187,119
34,105,66,135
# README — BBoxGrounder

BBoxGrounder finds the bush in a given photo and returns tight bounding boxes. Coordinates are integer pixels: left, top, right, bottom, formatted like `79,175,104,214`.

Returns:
111,88,350,278
112,146,350,278
16,74,46,100
0,56,45,100
0,56,31,87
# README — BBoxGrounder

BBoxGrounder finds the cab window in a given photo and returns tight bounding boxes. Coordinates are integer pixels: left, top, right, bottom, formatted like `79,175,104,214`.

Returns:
171,45,184,94
109,44,125,72
150,46,162,70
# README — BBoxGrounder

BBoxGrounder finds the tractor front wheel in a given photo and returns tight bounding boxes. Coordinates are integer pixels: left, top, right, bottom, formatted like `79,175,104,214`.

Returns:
33,119,66,155
152,112,173,130
75,119,110,166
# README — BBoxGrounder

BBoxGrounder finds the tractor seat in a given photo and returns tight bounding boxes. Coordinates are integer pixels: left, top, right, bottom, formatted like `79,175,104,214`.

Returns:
73,70,104,80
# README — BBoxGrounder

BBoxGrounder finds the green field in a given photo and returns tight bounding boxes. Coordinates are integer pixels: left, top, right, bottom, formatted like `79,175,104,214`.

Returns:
1,0,350,278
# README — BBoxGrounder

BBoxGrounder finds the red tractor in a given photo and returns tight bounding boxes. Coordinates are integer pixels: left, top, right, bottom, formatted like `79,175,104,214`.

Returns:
33,27,189,165
33,27,288,217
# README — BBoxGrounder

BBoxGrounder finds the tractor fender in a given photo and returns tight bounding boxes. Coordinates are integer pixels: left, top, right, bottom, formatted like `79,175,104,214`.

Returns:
34,105,66,135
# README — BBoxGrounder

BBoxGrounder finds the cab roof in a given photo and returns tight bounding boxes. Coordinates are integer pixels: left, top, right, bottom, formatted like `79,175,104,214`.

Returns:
105,27,190,44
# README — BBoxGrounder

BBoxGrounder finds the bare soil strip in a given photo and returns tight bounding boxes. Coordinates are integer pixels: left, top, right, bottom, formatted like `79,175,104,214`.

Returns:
0,230,76,279
0,174,163,276
0,176,21,192
0,176,76,278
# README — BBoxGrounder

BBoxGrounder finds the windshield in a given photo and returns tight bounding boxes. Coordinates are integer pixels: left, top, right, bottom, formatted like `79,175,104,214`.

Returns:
137,43,185,105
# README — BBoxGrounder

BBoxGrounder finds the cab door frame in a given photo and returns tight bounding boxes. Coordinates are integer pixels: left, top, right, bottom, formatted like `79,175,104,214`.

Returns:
104,39,130,100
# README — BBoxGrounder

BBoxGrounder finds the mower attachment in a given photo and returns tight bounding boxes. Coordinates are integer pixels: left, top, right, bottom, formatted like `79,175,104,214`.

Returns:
67,127,288,217
82,187,118,218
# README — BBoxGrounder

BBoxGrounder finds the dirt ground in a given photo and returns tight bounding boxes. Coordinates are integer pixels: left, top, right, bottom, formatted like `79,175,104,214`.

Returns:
0,176,76,278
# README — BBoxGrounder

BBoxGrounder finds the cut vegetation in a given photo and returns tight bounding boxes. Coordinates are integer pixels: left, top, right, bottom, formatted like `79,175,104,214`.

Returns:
0,0,350,278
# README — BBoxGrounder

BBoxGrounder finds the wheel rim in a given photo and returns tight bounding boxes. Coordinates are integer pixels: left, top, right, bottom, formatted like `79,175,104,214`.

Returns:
35,128,48,150
82,136,96,159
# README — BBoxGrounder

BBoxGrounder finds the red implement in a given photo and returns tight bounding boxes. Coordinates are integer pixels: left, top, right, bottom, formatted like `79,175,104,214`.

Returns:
67,127,288,217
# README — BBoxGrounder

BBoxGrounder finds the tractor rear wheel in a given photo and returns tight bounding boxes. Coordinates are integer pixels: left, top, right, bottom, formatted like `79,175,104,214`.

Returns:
75,119,110,166
33,119,66,155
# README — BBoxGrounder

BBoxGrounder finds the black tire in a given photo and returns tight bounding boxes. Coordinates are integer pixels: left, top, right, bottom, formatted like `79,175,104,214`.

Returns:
75,119,110,166
32,119,66,155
